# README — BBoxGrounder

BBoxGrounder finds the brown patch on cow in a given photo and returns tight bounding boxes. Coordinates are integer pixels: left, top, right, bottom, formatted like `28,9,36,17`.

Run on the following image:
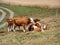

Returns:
34,19,40,23
28,22,42,32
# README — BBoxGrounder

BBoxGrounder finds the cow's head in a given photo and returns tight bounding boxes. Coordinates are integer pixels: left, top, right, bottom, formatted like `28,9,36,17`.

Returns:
28,22,42,32
6,18,14,25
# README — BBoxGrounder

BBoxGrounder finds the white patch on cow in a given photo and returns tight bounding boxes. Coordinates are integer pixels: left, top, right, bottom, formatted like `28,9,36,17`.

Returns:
30,18,35,23
43,25,46,29
36,22,41,25
33,25,38,30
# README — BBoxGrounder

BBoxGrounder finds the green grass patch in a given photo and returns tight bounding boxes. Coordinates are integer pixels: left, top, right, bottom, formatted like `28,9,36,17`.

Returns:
0,4,60,18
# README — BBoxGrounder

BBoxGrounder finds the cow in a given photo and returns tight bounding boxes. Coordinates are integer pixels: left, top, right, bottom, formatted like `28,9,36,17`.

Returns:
6,18,15,32
13,18,41,32
33,19,47,32
6,17,35,32
28,22,45,32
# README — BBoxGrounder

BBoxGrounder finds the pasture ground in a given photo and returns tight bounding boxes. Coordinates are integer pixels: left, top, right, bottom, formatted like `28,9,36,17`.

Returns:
0,4,60,45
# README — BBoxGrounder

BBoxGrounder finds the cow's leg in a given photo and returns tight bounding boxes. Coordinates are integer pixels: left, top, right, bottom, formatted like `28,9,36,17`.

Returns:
10,26,12,31
23,27,26,32
41,27,44,32
8,25,11,32
22,25,26,32
14,25,17,30
18,26,20,30
12,24,15,32
25,25,29,31
8,26,10,32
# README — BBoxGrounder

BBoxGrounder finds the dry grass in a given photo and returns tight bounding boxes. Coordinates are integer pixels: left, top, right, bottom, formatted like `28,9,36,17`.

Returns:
0,0,60,8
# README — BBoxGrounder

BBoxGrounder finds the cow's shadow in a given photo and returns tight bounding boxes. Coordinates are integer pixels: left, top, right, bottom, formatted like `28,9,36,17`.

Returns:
0,30,8,36
0,30,6,33
0,29,23,33
16,30,23,32
0,30,23,36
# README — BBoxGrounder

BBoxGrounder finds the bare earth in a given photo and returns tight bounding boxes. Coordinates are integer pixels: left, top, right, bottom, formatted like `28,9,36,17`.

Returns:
0,0,60,8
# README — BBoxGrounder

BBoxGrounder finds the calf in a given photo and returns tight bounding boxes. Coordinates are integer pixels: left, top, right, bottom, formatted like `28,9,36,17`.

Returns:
6,18,15,32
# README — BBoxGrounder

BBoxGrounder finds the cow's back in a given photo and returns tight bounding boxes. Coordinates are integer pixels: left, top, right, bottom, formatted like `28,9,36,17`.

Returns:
14,17,30,26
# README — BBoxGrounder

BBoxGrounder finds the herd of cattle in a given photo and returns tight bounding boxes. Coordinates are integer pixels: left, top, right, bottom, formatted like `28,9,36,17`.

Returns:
6,17,47,32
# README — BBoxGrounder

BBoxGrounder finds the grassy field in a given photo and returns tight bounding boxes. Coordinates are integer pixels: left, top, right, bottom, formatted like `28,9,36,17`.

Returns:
0,4,60,18
0,4,60,45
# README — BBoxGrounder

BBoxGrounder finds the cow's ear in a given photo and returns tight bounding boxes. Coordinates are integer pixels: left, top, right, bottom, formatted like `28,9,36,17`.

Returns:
36,19,40,21
34,19,40,22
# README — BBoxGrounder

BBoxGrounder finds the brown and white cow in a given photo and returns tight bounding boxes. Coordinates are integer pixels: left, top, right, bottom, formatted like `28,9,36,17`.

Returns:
28,22,46,32
28,22,42,32
6,17,35,32
6,18,15,32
